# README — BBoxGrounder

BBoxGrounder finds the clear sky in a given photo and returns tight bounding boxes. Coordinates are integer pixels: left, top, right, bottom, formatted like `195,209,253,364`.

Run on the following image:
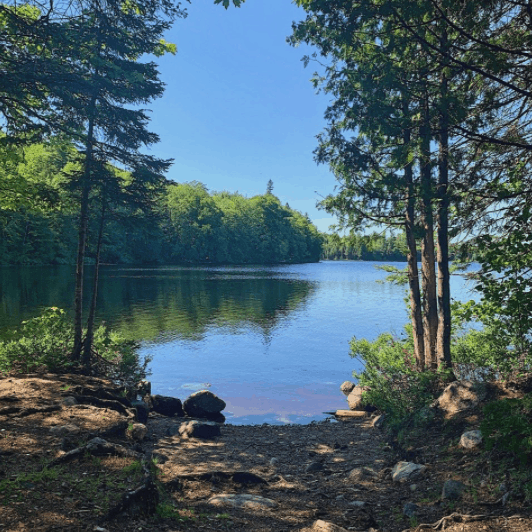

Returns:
147,0,338,233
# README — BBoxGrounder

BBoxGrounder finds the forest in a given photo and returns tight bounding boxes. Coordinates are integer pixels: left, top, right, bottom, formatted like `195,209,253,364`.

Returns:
0,141,322,265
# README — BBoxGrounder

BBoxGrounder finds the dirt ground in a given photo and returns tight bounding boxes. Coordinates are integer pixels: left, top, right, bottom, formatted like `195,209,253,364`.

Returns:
0,373,531,532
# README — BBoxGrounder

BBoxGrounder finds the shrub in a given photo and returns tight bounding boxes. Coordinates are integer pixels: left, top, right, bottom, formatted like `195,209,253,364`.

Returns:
481,395,532,464
0,307,73,373
0,308,151,392
350,328,444,434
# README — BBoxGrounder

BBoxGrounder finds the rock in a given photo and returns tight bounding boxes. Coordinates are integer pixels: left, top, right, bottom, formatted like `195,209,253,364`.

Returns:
347,386,364,410
340,381,356,396
178,420,221,439
391,462,426,483
460,429,483,449
434,380,487,417
502,492,510,505
208,493,277,509
410,484,418,492
151,395,184,417
62,396,78,406
301,520,349,532
131,400,149,424
442,479,466,500
305,461,325,473
403,502,418,518
372,414,385,429
348,466,378,482
183,390,226,418
126,423,148,442
50,424,81,436
270,457,280,466
348,501,367,508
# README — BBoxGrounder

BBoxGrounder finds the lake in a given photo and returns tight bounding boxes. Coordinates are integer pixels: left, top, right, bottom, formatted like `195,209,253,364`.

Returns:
0,261,478,424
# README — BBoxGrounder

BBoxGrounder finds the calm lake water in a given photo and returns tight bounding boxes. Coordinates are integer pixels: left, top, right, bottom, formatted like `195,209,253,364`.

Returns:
0,262,478,424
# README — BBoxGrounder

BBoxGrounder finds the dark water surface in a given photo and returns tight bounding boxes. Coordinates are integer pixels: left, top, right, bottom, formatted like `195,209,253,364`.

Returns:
0,262,477,424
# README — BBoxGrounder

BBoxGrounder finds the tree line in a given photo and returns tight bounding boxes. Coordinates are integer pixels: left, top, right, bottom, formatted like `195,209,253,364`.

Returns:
0,142,322,266
321,232,410,262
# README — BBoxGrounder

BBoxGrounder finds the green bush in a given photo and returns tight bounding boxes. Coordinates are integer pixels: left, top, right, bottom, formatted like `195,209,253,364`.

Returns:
0,307,73,373
0,308,151,391
481,395,532,464
350,328,443,433
452,300,532,380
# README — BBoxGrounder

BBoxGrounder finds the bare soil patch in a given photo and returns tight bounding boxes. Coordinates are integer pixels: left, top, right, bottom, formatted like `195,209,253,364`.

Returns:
0,374,531,531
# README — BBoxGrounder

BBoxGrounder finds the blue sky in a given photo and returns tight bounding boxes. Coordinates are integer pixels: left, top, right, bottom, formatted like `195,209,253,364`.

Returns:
147,0,338,232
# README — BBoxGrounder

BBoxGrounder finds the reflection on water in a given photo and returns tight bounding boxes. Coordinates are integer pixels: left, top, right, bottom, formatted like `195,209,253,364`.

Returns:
0,265,316,341
0,262,477,425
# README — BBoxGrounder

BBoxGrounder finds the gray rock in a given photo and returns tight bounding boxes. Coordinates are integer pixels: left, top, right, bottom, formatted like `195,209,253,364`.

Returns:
340,381,356,396
305,461,325,473
409,484,418,492
434,380,487,417
348,466,378,482
62,396,78,407
372,414,386,429
403,502,418,518
183,390,226,418
270,457,280,466
208,493,276,509
151,395,184,417
178,420,221,439
502,492,510,505
391,462,427,483
442,479,466,500
460,429,483,449
166,425,180,437
50,424,80,436
348,500,367,508
126,423,148,442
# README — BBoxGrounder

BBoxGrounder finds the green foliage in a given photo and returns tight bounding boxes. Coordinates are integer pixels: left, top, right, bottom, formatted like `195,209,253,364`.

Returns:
0,308,73,373
350,328,443,432
0,308,150,389
481,395,532,464
451,299,531,380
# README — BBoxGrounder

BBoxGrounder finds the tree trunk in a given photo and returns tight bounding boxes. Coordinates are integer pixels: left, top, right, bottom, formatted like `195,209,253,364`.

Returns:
436,27,452,370
420,93,438,370
82,199,106,368
72,100,96,362
403,99,425,370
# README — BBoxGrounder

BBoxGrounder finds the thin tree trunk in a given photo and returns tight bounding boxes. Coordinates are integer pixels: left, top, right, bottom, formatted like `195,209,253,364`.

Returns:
420,93,438,370
72,98,96,362
82,199,106,368
403,99,425,370
436,26,452,370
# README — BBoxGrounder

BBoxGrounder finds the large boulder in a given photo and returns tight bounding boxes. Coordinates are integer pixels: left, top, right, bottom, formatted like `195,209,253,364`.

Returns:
346,385,375,412
151,395,184,417
183,390,226,419
347,386,364,410
434,380,487,417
